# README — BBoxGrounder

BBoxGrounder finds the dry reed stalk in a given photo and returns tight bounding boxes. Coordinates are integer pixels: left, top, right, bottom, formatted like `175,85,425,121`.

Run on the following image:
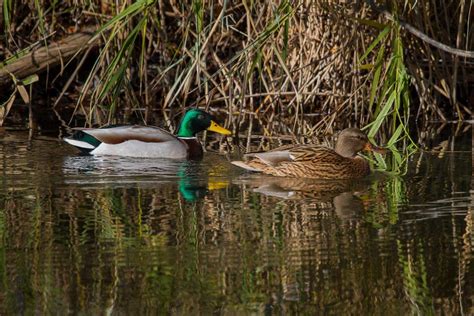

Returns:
0,0,472,145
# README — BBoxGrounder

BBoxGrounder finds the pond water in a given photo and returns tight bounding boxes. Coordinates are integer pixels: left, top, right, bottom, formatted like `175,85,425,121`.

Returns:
0,125,472,314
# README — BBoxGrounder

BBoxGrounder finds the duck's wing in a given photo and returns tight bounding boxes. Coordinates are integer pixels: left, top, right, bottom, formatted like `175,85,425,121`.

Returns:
286,145,345,162
232,145,333,171
76,125,178,144
242,144,298,166
64,125,185,155
245,144,341,165
232,146,293,171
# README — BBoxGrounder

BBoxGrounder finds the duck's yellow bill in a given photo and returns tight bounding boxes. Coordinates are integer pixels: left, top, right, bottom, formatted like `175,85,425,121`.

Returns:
208,120,231,135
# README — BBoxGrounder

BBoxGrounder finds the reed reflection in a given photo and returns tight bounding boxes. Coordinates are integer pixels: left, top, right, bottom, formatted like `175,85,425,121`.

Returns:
0,127,471,314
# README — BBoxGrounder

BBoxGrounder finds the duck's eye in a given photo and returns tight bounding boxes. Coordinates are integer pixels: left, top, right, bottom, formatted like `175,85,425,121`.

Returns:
197,114,204,120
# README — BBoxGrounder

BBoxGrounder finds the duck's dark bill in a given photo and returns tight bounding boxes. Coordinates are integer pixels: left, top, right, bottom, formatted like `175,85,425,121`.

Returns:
208,121,232,135
364,142,387,154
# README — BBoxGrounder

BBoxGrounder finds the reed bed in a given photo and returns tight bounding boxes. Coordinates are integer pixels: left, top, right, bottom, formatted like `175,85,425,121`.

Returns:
0,0,472,145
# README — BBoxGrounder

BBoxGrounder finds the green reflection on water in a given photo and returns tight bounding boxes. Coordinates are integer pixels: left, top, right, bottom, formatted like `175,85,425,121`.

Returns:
0,126,471,314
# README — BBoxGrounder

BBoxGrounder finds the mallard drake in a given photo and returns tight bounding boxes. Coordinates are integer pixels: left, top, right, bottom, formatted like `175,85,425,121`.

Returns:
64,109,231,159
231,128,385,179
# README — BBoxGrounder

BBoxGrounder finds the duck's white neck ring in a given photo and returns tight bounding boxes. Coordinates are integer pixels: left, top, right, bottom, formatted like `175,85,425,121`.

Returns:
178,137,197,140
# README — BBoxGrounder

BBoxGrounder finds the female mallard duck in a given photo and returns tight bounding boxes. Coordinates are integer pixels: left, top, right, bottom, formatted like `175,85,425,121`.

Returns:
64,109,231,159
231,128,385,179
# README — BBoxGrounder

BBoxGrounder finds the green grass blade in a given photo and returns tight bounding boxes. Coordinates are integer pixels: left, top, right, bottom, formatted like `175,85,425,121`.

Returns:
359,26,390,63
368,44,386,111
367,88,396,137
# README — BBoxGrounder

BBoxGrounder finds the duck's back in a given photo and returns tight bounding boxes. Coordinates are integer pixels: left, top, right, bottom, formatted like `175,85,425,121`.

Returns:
65,125,190,158
239,145,370,179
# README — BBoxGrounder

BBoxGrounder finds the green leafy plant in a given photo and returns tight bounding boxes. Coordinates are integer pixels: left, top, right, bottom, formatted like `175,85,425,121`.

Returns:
359,19,418,175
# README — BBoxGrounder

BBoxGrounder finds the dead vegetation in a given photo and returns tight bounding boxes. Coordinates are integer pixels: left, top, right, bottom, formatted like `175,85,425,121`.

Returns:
0,1,472,145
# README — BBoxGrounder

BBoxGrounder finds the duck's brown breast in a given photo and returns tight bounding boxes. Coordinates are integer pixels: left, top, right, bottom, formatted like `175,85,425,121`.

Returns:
180,138,204,160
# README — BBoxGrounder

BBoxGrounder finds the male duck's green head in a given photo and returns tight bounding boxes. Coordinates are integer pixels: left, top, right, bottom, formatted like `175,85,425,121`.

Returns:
177,109,231,137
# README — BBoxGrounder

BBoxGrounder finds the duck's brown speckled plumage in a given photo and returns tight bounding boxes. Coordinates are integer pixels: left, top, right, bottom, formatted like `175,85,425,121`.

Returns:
232,128,384,180
243,146,370,179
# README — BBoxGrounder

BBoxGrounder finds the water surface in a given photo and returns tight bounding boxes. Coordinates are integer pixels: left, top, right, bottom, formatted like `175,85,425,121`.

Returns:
0,127,472,314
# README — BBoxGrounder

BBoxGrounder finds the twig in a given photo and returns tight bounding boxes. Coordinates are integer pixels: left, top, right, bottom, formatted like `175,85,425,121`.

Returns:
366,0,474,58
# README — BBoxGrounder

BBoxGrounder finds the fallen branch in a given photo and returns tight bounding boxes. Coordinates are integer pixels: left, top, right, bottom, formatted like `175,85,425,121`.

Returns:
0,32,98,86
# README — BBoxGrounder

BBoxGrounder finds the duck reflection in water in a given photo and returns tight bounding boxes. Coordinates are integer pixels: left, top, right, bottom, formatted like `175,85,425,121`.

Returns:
62,155,230,202
234,174,379,221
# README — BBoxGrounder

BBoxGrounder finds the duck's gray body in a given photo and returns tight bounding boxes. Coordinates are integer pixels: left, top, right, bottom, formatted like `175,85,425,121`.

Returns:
64,125,197,159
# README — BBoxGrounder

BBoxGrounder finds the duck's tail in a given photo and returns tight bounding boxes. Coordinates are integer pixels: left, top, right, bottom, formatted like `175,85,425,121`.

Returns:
64,130,101,153
231,160,262,172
